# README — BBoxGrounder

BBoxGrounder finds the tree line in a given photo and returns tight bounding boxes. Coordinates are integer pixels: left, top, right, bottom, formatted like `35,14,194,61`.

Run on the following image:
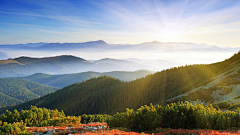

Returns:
3,101,240,134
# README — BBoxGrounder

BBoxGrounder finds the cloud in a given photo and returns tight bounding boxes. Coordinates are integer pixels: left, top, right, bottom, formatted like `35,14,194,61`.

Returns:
0,10,101,25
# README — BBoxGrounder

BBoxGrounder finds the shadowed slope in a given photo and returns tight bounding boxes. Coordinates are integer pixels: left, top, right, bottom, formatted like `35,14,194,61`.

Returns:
12,70,154,88
0,92,23,107
3,52,240,115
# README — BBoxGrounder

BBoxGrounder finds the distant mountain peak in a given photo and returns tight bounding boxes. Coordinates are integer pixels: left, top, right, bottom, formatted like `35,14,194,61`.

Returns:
140,40,161,45
55,55,87,61
97,40,106,43
12,55,87,62
55,55,78,58
85,40,107,44
151,40,160,44
14,56,31,59
101,58,115,60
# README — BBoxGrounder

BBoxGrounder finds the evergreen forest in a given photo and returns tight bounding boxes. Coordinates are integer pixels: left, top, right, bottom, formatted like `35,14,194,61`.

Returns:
2,52,240,116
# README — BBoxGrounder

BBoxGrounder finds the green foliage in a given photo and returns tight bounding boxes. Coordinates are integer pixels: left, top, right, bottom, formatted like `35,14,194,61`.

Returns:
234,96,240,99
212,103,220,110
216,101,230,108
0,106,83,134
0,78,58,108
187,87,216,103
227,102,240,110
0,92,23,108
81,114,112,124
109,101,240,132
3,103,240,133
0,106,80,127
0,120,28,134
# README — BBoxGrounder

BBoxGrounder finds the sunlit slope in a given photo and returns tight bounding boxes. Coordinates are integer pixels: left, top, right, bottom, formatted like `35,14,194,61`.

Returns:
12,70,154,88
3,52,240,115
0,78,58,108
165,59,240,106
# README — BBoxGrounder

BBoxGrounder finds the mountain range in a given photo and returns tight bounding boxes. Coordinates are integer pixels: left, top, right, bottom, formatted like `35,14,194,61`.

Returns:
0,42,47,49
0,40,236,51
11,70,154,88
1,40,237,71
3,51,240,115
0,55,156,78
1,40,238,52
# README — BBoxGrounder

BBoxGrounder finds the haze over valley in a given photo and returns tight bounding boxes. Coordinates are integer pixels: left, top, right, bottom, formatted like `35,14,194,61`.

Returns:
0,40,237,73
1,0,240,134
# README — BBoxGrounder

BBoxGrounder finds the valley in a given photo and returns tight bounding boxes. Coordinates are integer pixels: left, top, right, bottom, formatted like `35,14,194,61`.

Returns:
2,52,240,116
1,0,240,134
1,48,240,135
11,70,154,88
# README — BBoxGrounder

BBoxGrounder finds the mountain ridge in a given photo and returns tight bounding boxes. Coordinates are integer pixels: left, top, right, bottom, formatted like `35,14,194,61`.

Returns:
1,40,238,52
0,55,157,78
11,70,154,88
4,52,240,115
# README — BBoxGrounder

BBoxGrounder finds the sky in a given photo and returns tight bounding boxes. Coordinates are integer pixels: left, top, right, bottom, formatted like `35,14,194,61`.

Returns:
0,0,240,47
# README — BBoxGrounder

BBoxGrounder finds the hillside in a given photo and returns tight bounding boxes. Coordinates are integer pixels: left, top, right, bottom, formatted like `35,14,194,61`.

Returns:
165,60,240,107
12,70,154,88
4,52,240,115
0,55,156,78
0,92,23,108
0,78,58,108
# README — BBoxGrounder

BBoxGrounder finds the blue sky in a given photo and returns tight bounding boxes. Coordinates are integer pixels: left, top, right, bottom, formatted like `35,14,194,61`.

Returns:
0,0,240,47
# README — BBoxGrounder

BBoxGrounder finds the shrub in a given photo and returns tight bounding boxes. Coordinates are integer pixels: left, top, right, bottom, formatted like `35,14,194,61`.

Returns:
217,101,230,108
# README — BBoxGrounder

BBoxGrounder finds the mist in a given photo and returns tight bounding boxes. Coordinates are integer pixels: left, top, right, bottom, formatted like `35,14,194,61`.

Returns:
1,42,236,72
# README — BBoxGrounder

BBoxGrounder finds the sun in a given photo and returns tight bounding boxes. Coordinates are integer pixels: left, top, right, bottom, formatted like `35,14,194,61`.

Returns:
161,28,179,41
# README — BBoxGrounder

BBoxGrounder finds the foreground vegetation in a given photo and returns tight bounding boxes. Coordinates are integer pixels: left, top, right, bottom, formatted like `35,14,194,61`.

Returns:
74,129,240,135
0,106,81,134
2,101,240,134
108,101,240,131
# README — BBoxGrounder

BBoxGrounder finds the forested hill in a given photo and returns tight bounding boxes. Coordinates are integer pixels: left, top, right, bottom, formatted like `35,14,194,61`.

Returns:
0,78,58,108
3,52,240,115
12,70,154,88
